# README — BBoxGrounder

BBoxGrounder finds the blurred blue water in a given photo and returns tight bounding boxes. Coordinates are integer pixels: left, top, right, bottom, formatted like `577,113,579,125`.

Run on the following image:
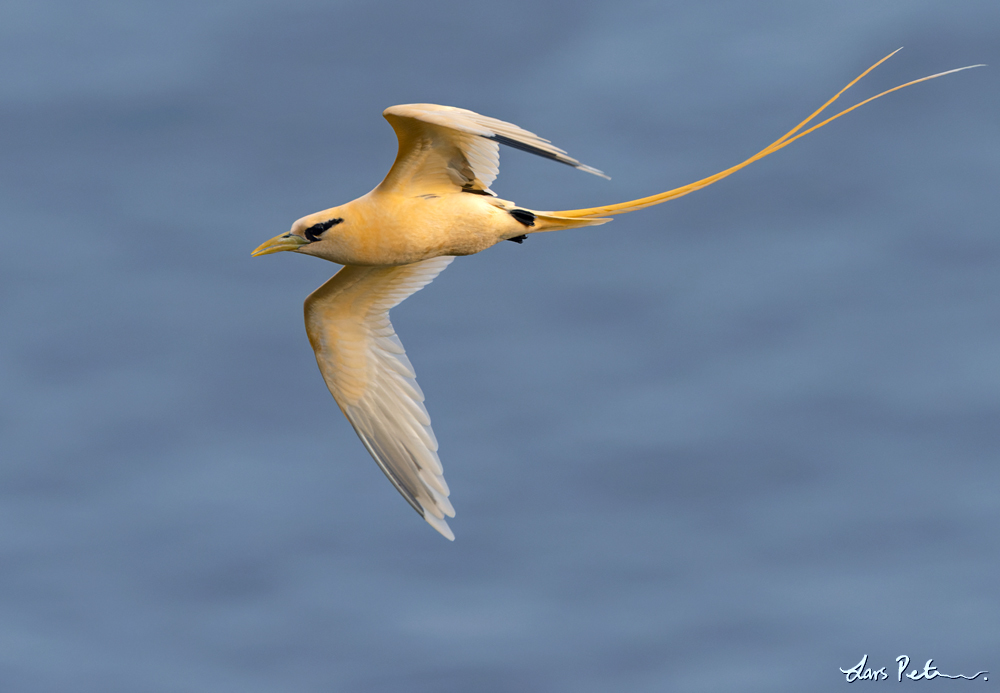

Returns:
1,1,998,691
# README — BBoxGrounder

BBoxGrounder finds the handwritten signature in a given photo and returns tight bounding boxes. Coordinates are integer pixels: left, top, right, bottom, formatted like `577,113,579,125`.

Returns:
840,655,988,682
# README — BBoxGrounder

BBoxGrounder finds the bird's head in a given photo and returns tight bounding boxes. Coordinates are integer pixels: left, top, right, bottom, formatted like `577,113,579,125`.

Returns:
251,209,346,258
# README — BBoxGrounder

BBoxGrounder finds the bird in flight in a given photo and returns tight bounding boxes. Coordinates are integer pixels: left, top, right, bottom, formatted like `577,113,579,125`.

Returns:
252,50,979,540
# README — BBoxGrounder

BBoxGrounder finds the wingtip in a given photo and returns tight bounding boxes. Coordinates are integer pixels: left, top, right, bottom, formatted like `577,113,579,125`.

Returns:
424,512,455,541
578,163,611,180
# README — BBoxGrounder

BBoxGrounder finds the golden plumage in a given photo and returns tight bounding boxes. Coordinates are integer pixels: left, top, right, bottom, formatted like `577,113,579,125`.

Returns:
252,50,980,540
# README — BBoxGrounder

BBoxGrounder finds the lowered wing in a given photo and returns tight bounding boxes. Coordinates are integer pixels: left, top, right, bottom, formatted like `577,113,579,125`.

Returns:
304,256,456,539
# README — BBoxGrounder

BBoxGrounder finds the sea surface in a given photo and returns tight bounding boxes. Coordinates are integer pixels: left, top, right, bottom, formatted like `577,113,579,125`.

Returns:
1,2,998,691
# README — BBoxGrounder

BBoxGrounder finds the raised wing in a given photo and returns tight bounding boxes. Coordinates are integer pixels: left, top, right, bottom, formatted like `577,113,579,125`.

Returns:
304,257,456,540
377,103,608,196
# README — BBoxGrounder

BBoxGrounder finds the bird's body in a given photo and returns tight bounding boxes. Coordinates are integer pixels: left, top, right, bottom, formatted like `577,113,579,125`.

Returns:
253,52,979,540
299,190,501,265
293,188,597,266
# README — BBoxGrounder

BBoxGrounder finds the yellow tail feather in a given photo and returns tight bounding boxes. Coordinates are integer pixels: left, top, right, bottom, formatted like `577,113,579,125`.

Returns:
530,211,613,232
553,49,983,220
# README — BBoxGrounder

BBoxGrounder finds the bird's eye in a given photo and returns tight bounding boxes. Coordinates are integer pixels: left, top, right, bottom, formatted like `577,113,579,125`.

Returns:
304,217,344,242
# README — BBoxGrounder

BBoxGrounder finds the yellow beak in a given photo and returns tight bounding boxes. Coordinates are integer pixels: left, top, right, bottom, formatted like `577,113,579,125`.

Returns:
251,233,309,257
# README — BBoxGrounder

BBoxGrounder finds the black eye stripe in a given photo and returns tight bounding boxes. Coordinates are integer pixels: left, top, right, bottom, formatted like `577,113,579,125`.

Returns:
304,217,343,242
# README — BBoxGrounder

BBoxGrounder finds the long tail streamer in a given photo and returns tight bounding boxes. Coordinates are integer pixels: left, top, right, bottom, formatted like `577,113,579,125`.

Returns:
553,49,983,219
